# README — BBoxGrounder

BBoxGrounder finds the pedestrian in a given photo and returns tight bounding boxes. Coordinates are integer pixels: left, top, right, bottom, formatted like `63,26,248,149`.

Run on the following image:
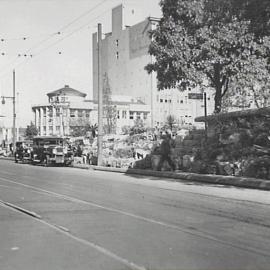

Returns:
157,134,175,171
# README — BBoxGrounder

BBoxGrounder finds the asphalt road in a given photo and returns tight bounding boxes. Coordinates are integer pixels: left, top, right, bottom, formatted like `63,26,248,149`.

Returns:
1,159,270,270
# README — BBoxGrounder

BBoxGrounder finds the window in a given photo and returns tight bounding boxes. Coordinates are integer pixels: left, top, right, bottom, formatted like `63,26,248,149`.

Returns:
56,108,60,117
70,109,75,117
180,100,183,104
61,97,65,102
116,51,119,59
85,111,90,117
116,39,119,46
160,99,163,103
48,107,53,117
117,110,120,119
122,110,127,119
143,113,147,120
129,111,134,119
78,110,83,117
49,126,53,135
165,99,167,103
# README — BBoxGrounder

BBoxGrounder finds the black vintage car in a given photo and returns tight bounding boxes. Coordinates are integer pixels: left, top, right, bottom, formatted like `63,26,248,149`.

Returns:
31,136,73,166
15,141,33,163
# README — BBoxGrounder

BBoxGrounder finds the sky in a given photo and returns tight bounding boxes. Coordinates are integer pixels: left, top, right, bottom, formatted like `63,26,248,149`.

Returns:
0,0,162,127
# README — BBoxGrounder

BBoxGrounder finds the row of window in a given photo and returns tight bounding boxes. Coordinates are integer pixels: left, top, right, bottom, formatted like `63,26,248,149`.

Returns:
40,109,90,118
158,96,211,103
116,110,148,120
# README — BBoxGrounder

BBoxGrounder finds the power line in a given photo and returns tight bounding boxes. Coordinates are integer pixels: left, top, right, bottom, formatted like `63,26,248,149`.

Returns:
0,0,110,77
33,8,112,58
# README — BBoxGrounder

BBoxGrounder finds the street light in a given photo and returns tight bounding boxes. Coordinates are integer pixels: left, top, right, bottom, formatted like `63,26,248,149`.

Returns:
1,70,16,154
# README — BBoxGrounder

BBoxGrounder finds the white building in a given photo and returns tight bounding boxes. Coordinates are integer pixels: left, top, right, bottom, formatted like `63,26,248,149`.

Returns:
32,85,150,136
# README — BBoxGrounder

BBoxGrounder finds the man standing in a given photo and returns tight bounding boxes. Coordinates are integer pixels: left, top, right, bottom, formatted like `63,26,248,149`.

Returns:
157,133,175,171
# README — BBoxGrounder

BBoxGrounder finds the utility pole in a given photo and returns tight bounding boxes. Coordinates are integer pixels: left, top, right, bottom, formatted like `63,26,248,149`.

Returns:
204,92,208,139
1,70,17,153
13,70,16,152
97,23,103,166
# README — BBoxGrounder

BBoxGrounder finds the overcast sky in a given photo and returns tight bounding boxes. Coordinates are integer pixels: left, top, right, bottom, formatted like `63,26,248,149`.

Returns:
0,0,161,127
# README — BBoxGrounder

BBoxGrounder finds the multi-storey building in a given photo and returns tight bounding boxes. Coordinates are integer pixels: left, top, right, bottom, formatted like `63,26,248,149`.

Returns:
32,85,150,136
32,85,94,136
92,4,215,128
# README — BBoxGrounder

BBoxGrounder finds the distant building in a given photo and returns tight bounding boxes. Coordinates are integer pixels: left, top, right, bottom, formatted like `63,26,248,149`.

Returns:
32,85,150,136
32,85,94,136
92,4,215,128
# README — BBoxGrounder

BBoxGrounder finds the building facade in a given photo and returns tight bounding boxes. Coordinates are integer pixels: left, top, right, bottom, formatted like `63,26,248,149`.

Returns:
92,4,215,128
32,85,94,136
32,85,150,136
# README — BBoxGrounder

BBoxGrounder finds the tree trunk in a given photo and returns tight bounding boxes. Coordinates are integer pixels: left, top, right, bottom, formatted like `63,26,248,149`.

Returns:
213,64,222,114
214,88,222,114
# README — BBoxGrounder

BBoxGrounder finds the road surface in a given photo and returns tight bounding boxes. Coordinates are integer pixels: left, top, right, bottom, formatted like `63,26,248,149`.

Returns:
0,159,270,270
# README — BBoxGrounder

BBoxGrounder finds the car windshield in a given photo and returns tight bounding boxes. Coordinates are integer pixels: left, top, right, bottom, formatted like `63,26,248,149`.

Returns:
34,139,64,146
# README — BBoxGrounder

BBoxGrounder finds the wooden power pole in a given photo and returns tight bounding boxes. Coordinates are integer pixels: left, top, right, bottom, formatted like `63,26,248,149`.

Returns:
97,23,103,166
13,70,16,153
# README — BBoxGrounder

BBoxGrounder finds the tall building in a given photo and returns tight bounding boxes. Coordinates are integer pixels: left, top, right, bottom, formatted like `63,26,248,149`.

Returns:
92,4,215,128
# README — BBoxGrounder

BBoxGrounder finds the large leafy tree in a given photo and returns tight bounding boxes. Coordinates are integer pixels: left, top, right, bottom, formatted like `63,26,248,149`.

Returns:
25,122,38,139
146,0,270,113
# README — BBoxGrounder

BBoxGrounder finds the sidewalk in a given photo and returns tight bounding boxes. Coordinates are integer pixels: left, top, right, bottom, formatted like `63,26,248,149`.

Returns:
1,157,269,191
72,163,270,191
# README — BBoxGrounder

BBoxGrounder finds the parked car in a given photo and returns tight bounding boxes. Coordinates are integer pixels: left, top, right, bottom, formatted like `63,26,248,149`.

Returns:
15,141,33,163
31,136,73,166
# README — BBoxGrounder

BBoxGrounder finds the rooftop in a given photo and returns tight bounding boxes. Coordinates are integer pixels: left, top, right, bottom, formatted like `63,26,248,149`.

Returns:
47,85,87,98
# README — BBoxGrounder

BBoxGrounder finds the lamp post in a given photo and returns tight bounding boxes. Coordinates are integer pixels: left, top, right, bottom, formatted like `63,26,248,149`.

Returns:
51,95,69,136
1,70,16,154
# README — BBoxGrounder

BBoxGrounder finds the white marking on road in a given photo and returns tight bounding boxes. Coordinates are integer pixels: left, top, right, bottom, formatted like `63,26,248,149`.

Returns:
0,202,146,270
0,199,42,219
0,176,269,257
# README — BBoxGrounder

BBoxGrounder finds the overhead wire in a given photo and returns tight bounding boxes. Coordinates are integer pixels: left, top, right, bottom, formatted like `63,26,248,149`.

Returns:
33,7,113,58
0,0,111,77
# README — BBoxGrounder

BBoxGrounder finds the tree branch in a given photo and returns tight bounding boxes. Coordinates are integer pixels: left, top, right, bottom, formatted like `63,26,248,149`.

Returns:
221,78,229,97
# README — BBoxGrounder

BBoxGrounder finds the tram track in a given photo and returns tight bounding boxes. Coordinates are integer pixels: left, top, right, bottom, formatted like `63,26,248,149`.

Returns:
0,199,146,270
1,175,270,258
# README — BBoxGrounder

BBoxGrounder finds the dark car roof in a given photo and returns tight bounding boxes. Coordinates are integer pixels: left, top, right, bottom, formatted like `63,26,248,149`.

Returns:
33,136,66,140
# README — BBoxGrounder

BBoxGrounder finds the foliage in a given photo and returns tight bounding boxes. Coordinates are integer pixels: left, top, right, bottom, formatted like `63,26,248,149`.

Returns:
146,0,270,113
25,122,38,138
129,119,146,135
70,120,93,137
121,125,131,135
165,114,177,130
103,73,117,134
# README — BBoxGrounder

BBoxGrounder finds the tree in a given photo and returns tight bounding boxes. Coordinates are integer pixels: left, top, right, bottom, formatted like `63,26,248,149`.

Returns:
25,122,38,139
146,0,270,113
223,54,270,109
103,73,117,134
130,118,146,135
69,118,92,137
165,115,176,130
